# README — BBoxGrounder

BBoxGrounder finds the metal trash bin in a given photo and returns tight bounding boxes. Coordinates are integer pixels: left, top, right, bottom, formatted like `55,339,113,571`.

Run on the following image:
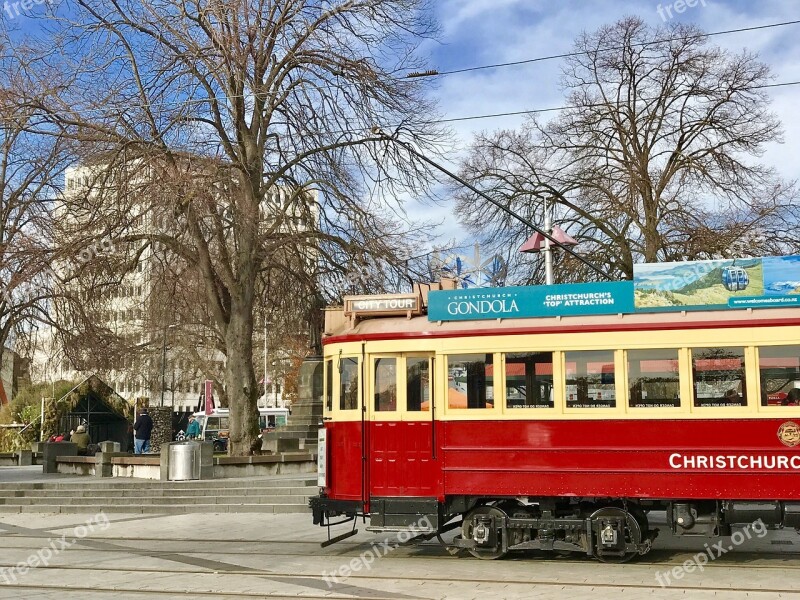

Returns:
168,441,201,481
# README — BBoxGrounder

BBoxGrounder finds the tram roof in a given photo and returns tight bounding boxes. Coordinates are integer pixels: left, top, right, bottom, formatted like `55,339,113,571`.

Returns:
323,306,800,345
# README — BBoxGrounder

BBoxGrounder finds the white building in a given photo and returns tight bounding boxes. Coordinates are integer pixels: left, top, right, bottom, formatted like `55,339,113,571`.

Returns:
30,164,314,411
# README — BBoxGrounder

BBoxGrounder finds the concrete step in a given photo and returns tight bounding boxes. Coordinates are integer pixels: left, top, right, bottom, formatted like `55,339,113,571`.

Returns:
0,503,311,514
0,476,316,491
0,494,312,506
262,431,314,440
276,425,319,432
0,486,314,498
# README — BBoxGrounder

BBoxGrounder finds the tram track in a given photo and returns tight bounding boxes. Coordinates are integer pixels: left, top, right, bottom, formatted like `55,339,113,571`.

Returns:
1,545,800,567
2,554,800,578
2,536,800,568
2,568,800,597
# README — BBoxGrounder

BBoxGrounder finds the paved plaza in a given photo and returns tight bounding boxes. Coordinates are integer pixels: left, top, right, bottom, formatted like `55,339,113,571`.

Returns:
1,504,800,599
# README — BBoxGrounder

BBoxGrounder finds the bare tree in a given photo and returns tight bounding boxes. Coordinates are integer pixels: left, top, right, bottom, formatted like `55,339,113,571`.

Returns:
456,17,799,282
0,30,75,365
33,0,444,454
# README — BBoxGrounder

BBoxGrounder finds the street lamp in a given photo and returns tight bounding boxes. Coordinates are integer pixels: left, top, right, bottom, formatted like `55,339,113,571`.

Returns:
262,318,273,407
159,324,178,408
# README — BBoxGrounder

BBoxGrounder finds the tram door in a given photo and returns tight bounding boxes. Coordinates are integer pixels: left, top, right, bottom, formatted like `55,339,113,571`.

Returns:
327,355,365,503
369,354,437,497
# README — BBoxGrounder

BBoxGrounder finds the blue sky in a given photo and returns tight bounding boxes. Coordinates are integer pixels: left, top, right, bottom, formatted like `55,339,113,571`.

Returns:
417,0,800,245
4,1,799,255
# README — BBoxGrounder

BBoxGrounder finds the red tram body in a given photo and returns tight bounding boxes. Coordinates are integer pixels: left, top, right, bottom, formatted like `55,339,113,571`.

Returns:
311,284,800,561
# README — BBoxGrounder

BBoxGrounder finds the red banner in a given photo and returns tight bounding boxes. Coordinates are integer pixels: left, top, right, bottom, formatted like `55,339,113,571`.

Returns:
204,380,215,413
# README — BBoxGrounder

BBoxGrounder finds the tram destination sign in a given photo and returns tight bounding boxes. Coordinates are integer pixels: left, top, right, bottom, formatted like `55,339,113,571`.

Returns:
428,281,634,322
345,293,422,317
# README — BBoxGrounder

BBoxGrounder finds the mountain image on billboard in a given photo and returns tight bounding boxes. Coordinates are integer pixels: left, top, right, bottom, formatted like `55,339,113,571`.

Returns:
762,256,800,295
634,258,765,309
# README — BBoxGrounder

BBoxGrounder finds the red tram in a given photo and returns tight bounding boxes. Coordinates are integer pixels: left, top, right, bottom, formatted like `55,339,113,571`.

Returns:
310,281,800,561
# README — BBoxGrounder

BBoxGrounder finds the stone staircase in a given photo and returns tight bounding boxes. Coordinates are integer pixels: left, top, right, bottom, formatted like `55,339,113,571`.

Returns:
0,475,317,514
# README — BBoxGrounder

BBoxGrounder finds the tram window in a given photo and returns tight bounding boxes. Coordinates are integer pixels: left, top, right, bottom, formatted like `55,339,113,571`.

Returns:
691,347,746,407
325,359,333,411
447,354,494,409
504,352,554,409
339,357,359,410
407,357,430,412
627,349,680,408
374,358,397,411
757,346,800,406
565,350,615,409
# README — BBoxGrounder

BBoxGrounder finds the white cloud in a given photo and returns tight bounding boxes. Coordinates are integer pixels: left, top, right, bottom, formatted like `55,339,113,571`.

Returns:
417,0,800,247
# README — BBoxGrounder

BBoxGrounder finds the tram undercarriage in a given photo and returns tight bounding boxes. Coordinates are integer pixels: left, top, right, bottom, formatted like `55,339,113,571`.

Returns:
311,495,800,562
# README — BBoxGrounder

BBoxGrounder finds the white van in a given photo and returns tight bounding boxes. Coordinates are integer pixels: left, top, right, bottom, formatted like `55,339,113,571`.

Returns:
192,407,289,452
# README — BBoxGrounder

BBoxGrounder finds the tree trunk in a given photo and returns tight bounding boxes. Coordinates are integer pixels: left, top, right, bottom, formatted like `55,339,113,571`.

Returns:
225,302,259,456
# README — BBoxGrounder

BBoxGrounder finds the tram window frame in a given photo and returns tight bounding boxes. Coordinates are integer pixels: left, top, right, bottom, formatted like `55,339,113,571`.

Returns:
503,352,554,409
564,350,617,409
756,345,800,408
446,353,495,410
373,357,398,412
406,356,431,412
325,359,333,412
626,349,681,409
339,356,360,411
690,347,747,408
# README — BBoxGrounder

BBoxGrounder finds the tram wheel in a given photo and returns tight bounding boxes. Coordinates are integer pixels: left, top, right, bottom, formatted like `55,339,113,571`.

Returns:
590,506,642,564
462,505,508,560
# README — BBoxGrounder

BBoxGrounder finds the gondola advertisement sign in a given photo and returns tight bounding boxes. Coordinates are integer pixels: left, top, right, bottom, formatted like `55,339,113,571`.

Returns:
428,281,634,321
427,254,800,321
633,255,800,312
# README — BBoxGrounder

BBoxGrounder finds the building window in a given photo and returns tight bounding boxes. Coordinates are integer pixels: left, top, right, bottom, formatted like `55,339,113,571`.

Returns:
691,347,746,407
757,346,800,406
627,349,680,408
447,354,494,409
374,358,397,411
339,357,359,411
406,357,430,412
565,350,616,409
504,352,554,409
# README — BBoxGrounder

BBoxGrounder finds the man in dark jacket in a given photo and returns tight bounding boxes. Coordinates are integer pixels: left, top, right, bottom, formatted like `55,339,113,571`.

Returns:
133,408,153,454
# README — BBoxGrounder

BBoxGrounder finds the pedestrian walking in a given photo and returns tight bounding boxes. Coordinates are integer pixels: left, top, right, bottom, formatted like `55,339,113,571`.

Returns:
133,408,153,454
185,415,201,440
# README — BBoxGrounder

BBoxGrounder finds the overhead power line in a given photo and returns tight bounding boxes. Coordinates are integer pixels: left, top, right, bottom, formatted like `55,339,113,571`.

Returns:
423,79,800,126
408,19,800,78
